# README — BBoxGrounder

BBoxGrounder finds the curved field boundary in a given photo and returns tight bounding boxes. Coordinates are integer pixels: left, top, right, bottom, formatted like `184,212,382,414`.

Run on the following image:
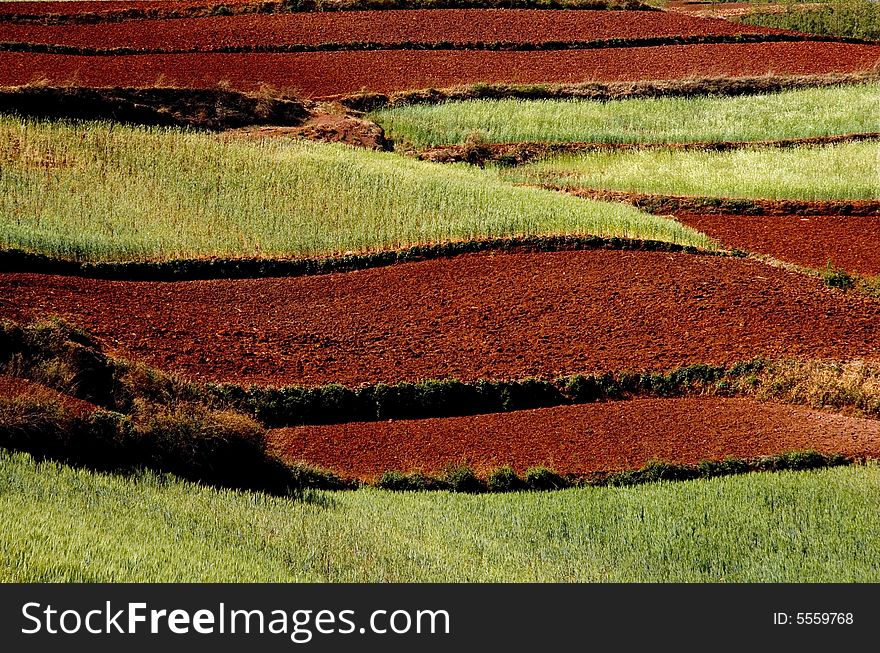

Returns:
556,188,880,216
5,317,880,431
0,1,656,25
0,235,716,281
344,71,880,110
4,34,859,57
208,360,880,428
4,250,879,387
5,318,873,496
268,397,880,479
1,43,877,98
418,132,880,165
360,451,857,491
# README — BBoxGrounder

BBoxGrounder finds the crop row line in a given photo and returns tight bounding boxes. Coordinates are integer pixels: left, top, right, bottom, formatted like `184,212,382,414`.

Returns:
1,33,874,57
3,318,879,495
416,132,880,166
0,235,717,281
0,1,656,26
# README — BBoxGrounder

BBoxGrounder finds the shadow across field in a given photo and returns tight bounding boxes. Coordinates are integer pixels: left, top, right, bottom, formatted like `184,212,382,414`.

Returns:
0,85,308,129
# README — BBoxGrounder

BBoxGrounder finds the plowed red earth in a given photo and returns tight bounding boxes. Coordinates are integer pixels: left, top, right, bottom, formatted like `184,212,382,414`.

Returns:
0,0,260,15
675,213,880,276
267,397,880,478
0,375,97,416
1,42,876,97
0,10,783,50
2,251,879,386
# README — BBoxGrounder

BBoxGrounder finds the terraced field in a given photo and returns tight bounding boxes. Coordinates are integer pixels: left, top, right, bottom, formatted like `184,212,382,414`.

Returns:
0,0,878,582
4,251,880,386
374,83,880,147
2,43,878,97
0,10,787,51
0,117,703,261
673,213,880,276
269,397,880,479
0,5,877,96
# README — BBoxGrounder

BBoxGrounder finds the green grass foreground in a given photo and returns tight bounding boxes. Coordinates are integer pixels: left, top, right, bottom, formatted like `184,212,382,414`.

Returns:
0,116,706,262
499,141,880,201
371,83,880,148
1,451,878,582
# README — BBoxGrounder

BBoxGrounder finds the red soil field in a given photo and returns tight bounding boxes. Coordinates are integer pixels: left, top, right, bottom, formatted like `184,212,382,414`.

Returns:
267,397,880,478
0,10,784,51
675,213,880,276
2,250,879,386
0,42,876,97
0,374,97,416
0,0,260,15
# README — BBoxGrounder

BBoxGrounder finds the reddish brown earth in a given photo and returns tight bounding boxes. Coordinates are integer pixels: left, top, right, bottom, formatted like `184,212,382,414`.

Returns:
0,10,784,50
267,397,880,478
561,188,880,216
0,0,261,15
2,250,879,386
1,42,876,97
0,374,97,416
675,213,880,276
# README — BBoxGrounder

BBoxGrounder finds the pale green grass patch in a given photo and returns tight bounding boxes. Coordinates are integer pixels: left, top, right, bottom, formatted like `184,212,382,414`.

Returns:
1,451,879,582
372,83,880,148
0,116,708,261
498,141,880,201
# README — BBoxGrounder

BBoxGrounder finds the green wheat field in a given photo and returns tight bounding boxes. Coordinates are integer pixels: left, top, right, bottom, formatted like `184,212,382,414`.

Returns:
2,451,879,582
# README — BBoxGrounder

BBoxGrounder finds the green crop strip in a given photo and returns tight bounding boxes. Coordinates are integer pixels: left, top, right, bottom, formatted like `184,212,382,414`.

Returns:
0,235,714,281
497,141,880,201
2,451,878,582
0,116,707,261
346,73,879,111
371,83,880,148
737,0,880,41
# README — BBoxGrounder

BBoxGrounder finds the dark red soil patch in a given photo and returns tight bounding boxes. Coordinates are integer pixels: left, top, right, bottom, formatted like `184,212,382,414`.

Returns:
0,10,784,51
267,397,880,479
675,213,880,276
561,188,880,216
0,374,98,417
419,132,879,164
1,250,879,386
1,42,876,97
0,0,261,16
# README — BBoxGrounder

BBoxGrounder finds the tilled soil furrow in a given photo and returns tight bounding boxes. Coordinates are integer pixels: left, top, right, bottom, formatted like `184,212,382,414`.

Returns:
0,42,876,97
1,250,878,386
0,10,786,51
268,397,880,478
